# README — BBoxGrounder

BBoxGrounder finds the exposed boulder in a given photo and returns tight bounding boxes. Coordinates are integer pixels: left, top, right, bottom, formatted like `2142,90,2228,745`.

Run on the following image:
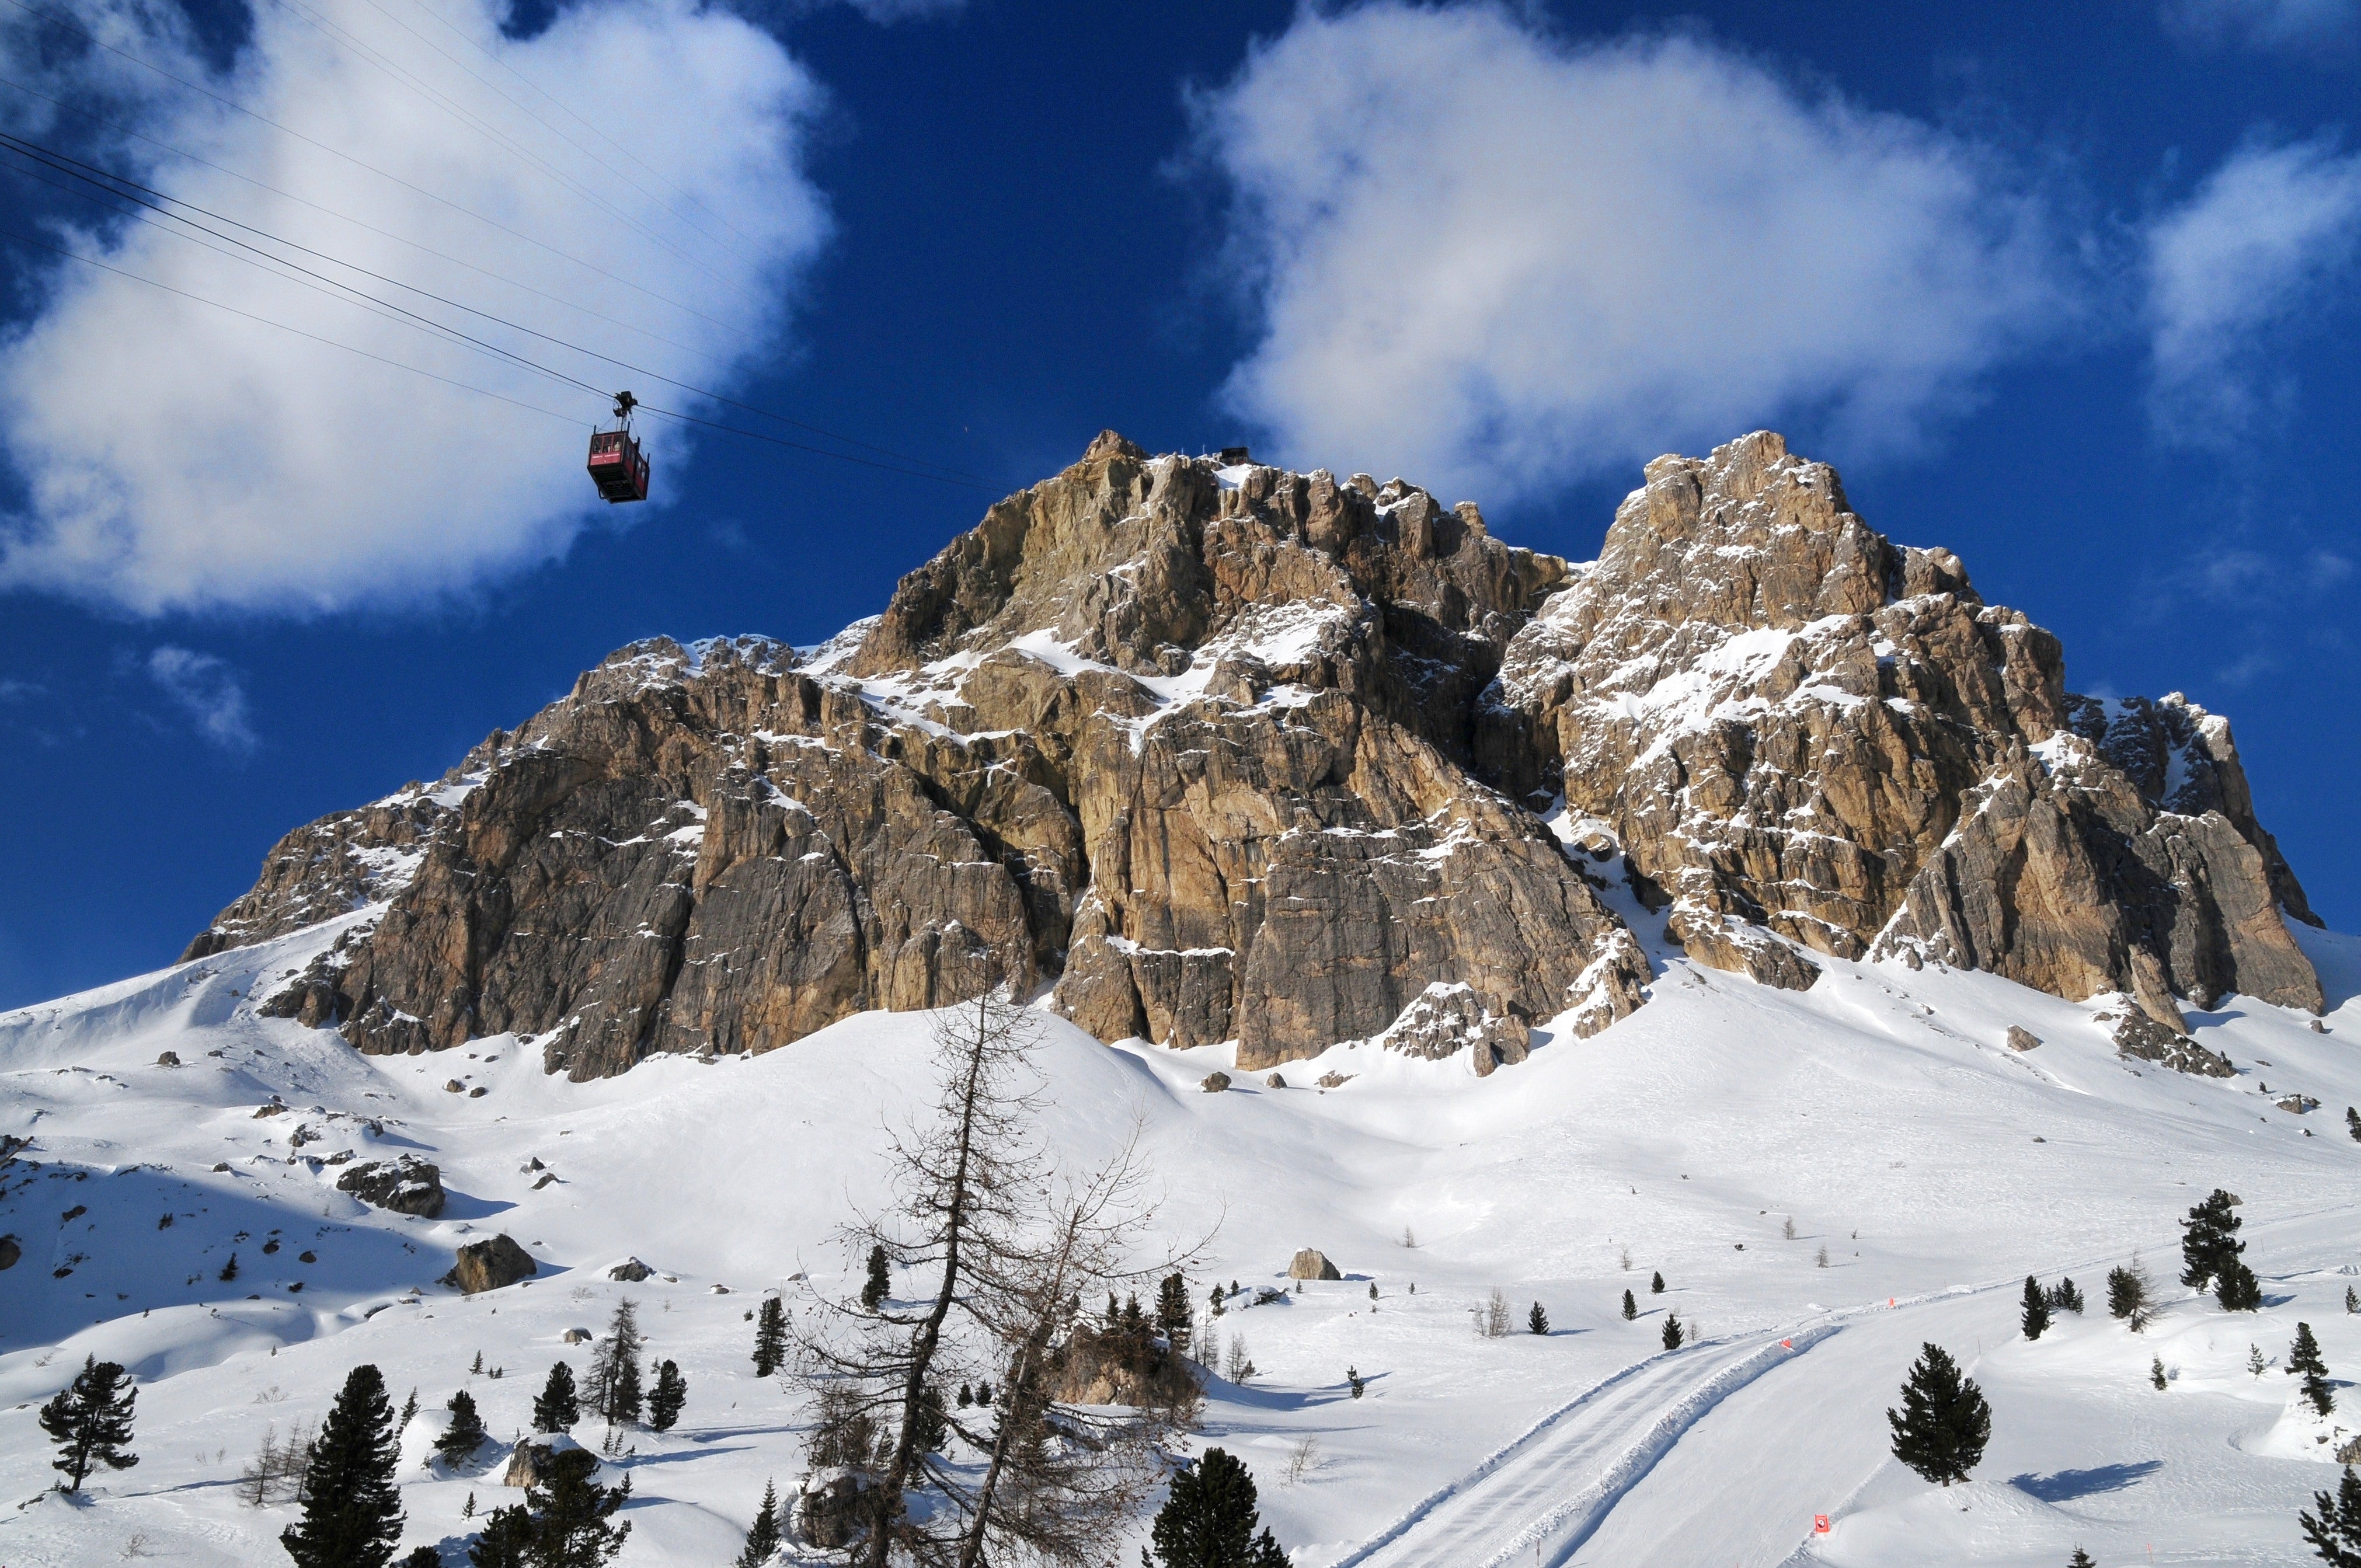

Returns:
1200,1072,1232,1093
1044,1319,1199,1409
798,1469,882,1550
1287,1249,1342,1281
155,1051,180,1067
2278,1093,2321,1114
502,1433,584,1489
336,1156,445,1218
2109,1011,2234,1078
1377,982,1531,1075
607,1258,653,1281
443,1234,537,1294
0,1235,18,1270
1264,1072,1286,1089
2006,1027,2042,1053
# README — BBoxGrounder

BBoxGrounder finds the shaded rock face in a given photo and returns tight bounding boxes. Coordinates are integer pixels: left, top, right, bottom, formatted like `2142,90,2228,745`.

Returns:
444,1234,536,1294
189,430,2321,1080
335,1156,445,1218
1486,431,2320,1022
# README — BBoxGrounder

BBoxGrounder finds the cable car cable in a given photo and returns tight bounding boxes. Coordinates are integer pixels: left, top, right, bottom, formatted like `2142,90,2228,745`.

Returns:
356,0,764,270
399,0,770,260
0,151,988,487
0,0,736,332
0,128,993,484
260,0,737,294
0,72,723,363
0,221,584,426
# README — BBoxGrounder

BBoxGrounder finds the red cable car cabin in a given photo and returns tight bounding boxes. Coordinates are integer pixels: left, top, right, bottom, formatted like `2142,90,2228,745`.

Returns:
587,392,649,503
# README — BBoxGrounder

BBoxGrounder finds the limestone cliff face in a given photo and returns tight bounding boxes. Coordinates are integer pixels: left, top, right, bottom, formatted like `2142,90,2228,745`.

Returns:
1484,431,2320,1022
190,430,2323,1079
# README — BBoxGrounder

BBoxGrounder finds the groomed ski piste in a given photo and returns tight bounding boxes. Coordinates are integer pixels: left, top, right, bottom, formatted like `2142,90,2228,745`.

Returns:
3,901,2358,1567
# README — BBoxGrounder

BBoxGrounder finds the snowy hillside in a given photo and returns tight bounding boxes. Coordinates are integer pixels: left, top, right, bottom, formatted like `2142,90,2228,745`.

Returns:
5,897,2359,1566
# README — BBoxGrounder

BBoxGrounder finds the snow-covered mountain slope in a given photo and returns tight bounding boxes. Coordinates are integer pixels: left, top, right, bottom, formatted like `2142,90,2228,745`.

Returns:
4,904,2357,1566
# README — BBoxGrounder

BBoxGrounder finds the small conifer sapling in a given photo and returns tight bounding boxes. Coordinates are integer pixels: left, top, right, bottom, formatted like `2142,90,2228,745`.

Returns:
1621,1290,1637,1320
2021,1276,2051,1341
2291,1323,2337,1417
734,1478,783,1568
1662,1313,1684,1351
1650,1270,1665,1295
751,1296,787,1377
1528,1302,1549,1336
2151,1355,2168,1391
860,1243,890,1312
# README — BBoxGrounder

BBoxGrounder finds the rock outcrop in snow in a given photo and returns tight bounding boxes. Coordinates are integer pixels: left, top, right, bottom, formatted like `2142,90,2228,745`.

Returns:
183,430,2324,1078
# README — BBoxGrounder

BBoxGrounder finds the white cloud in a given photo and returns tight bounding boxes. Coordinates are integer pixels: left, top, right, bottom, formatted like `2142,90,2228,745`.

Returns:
2163,0,2357,49
145,644,255,750
1190,4,2073,505
2146,135,2361,444
0,0,830,614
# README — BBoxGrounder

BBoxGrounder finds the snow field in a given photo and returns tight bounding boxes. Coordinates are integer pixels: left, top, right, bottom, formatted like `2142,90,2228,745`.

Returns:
0,915,2357,1564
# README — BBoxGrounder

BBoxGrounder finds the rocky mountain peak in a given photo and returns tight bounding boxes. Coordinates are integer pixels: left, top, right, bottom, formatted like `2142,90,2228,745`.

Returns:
187,431,2324,1082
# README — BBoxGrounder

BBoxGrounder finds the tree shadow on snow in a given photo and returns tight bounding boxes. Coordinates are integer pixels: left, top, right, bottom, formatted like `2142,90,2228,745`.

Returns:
2008,1460,2163,1501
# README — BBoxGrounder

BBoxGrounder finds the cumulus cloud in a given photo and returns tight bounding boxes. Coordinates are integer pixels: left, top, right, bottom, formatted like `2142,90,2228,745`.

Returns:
145,645,255,750
1190,4,2073,505
2163,0,2357,49
0,0,830,613
2146,135,2361,444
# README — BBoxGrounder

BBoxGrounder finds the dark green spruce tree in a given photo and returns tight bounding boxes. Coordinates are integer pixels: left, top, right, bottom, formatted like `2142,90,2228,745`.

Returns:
281,1364,405,1568
1143,1447,1289,1567
436,1389,489,1463
751,1296,788,1377
39,1355,138,1492
2180,1189,2244,1293
1156,1271,1194,1354
2293,1322,2338,1417
2066,1549,2096,1568
1649,1271,1665,1295
1528,1302,1549,1336
467,1503,532,1568
532,1363,579,1433
2301,1465,2361,1568
734,1478,783,1568
649,1360,687,1433
2021,1276,2052,1341
587,1299,644,1426
1887,1342,1991,1487
1661,1313,1684,1350
525,1447,631,1566
860,1243,890,1312
2217,1256,2264,1312
1621,1289,1637,1321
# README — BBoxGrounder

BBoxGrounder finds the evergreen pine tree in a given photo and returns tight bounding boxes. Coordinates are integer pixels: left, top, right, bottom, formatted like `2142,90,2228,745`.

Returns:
751,1297,788,1377
532,1363,579,1434
2050,1277,2085,1314
38,1355,138,1492
467,1503,532,1568
2302,1465,2361,1568
2179,1189,2244,1292
911,1383,948,1452
649,1360,687,1433
220,1252,239,1282
2217,1257,2264,1312
2150,1355,2168,1390
435,1389,488,1464
2066,1549,2096,1568
2348,1105,2360,1142
2292,1323,2337,1416
956,1384,973,1409
2251,1343,2272,1378
734,1478,783,1568
1528,1302,1549,1336
1143,1447,1289,1567
2349,1285,2360,1315
1886,1342,1992,1486
281,1363,405,1568
1156,1273,1193,1354
402,1549,439,1568
1621,1290,1637,1321
1662,1313,1684,1350
587,1300,644,1426
399,1388,419,1431
860,1243,890,1312
1649,1271,1665,1295
1209,1281,1225,1320
524,1447,631,1566
2022,1276,2052,1341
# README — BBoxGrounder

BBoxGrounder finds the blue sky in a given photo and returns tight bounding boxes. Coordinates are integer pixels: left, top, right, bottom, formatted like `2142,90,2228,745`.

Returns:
0,0,2357,1009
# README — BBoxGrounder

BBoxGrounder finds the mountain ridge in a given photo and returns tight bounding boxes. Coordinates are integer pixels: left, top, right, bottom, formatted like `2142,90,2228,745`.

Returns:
183,429,2323,1079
